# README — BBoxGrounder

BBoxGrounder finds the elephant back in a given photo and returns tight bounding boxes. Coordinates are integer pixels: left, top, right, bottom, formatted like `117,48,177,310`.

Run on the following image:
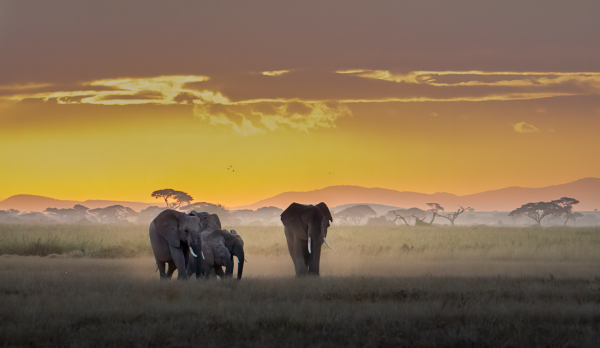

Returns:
190,211,222,231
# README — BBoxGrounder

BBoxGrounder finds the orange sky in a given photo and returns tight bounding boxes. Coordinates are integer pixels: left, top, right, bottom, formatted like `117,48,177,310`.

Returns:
1,1,600,207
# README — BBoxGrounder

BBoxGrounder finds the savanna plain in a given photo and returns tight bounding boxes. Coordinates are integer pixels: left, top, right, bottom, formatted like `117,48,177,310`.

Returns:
1,224,600,347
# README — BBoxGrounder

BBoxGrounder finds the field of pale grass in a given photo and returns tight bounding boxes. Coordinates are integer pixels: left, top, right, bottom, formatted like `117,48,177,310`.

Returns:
1,223,600,262
2,223,600,346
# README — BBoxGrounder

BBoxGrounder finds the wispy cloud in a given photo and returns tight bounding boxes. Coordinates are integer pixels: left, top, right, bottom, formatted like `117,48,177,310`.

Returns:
193,101,351,135
514,122,541,133
261,70,293,77
337,69,600,88
3,75,229,105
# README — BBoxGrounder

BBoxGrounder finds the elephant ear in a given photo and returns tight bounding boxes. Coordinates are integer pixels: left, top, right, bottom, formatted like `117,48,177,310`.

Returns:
206,214,222,230
281,202,308,231
316,202,333,222
155,210,183,248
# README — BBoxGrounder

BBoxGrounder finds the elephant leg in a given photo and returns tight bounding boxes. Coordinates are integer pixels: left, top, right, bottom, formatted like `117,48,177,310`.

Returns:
307,242,322,276
284,226,300,275
156,260,168,280
292,237,309,276
168,244,188,280
166,260,176,279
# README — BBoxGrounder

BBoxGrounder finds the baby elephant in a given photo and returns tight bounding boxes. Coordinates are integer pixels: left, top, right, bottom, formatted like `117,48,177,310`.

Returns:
200,229,245,280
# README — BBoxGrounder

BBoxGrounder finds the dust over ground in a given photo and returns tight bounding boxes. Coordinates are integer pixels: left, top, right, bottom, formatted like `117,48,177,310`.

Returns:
1,255,598,279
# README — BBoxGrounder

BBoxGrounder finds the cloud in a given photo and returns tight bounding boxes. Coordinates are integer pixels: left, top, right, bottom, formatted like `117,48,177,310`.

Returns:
261,70,293,76
337,69,600,88
2,75,229,105
514,122,541,133
193,101,351,135
430,112,438,117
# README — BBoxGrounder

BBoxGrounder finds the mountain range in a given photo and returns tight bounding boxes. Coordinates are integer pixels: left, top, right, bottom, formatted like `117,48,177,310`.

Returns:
2,178,600,213
233,178,600,212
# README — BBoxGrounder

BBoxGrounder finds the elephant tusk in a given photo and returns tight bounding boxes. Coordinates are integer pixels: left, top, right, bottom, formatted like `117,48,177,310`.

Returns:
324,237,333,249
201,251,206,260
308,237,312,254
190,248,198,258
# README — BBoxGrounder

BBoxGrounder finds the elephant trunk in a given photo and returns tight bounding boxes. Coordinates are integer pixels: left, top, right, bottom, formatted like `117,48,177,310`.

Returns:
235,248,245,280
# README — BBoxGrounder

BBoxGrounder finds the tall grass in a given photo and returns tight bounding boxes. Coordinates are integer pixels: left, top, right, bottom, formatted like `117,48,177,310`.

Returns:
1,223,600,261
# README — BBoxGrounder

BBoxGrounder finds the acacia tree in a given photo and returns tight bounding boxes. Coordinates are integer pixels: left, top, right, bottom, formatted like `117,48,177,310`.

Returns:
390,210,411,226
336,205,377,225
570,212,584,227
551,197,580,226
88,205,137,223
438,206,471,226
508,201,562,226
151,189,193,210
44,204,89,223
426,203,444,224
388,208,428,226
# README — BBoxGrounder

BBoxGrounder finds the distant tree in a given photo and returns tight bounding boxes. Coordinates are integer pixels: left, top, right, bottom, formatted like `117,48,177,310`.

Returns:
137,206,166,224
255,206,284,223
151,189,193,210
389,210,411,226
438,206,471,226
570,212,584,227
88,205,137,223
18,212,53,223
509,201,562,226
180,202,228,215
425,203,444,224
551,197,580,226
336,205,377,225
44,205,89,223
388,208,428,226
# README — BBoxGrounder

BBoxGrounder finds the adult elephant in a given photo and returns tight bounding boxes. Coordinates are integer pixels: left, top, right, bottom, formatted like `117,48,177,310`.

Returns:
186,211,222,278
149,209,203,280
200,229,245,280
281,202,333,276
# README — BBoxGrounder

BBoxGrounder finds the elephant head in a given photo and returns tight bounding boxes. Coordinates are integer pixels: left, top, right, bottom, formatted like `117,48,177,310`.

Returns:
189,211,222,231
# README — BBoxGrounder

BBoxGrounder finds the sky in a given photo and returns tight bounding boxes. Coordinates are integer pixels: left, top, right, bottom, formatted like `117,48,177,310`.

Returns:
1,1,600,207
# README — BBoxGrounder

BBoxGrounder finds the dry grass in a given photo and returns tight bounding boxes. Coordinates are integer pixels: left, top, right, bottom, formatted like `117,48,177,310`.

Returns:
2,224,600,346
1,257,600,347
2,223,600,262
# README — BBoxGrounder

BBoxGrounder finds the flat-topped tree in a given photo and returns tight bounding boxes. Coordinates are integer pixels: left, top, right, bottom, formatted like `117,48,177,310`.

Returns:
551,197,580,226
426,203,444,224
509,201,562,226
151,189,193,210
438,206,471,226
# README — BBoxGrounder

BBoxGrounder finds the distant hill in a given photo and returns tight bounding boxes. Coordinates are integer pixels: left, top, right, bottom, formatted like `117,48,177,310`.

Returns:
3,178,600,213
233,178,600,212
0,195,159,213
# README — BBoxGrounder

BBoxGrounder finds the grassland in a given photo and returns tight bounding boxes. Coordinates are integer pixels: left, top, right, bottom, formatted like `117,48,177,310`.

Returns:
1,223,600,347
2,223,600,261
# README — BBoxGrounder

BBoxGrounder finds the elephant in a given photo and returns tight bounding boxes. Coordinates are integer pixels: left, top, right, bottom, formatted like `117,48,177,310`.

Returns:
149,209,203,280
200,229,245,280
281,202,333,276
186,210,222,278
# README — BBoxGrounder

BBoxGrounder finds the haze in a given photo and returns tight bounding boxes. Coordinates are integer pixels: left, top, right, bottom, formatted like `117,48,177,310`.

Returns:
2,1,600,206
